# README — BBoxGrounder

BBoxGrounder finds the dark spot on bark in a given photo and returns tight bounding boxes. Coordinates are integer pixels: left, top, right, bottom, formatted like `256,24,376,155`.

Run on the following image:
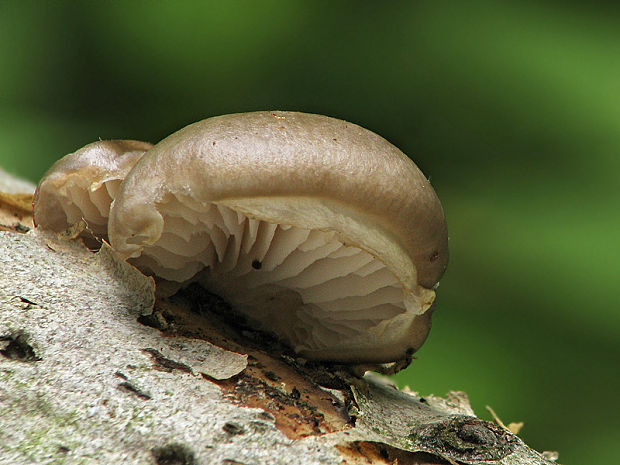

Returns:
419,397,427,403
118,381,151,400
429,250,439,262
457,422,495,445
114,371,128,380
249,420,270,432
222,422,245,435
152,443,197,465
15,296,39,309
291,387,301,400
141,348,192,373
258,411,275,422
263,370,281,382
409,415,518,463
14,224,30,233
0,332,41,362
251,260,262,270
57,446,70,454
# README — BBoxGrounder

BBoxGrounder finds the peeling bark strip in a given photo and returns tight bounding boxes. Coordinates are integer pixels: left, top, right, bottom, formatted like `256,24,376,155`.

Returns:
0,190,33,234
117,381,152,400
0,173,559,465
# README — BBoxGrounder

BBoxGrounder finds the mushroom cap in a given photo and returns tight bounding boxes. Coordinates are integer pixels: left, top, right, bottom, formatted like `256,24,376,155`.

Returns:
33,140,152,239
108,111,448,363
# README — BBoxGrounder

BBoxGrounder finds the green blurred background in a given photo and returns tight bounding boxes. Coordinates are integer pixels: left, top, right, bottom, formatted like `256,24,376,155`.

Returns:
1,1,618,463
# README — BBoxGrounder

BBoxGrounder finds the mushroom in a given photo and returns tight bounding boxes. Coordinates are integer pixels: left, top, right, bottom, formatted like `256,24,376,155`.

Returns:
33,140,152,245
108,111,448,363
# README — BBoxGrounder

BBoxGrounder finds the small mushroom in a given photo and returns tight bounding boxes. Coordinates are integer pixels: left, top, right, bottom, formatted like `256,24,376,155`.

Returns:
33,140,152,245
108,111,448,363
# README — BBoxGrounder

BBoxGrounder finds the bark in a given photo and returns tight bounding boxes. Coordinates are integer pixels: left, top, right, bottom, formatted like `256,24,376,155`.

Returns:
0,169,559,465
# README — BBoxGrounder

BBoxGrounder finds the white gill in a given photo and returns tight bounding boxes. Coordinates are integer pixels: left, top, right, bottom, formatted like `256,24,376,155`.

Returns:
132,193,407,352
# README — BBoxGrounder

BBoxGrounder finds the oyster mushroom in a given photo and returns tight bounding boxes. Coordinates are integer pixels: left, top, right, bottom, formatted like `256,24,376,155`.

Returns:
108,111,448,363
33,140,152,245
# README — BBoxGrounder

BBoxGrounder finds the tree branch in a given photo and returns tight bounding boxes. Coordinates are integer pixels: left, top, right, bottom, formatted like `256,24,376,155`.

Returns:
0,169,559,465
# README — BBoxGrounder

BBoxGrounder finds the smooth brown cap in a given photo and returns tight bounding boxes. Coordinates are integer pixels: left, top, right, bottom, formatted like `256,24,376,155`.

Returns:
34,140,152,236
110,112,448,290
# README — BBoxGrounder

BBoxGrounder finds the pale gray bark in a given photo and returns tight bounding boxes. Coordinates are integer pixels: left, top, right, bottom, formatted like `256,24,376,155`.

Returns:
0,170,559,465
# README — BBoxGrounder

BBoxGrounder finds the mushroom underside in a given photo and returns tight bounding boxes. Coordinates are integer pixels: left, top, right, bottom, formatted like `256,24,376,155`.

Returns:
130,193,429,359
36,175,124,240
